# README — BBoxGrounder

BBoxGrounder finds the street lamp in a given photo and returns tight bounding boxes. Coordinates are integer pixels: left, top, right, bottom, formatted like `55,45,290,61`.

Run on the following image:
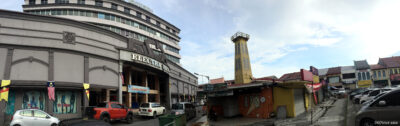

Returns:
194,72,210,84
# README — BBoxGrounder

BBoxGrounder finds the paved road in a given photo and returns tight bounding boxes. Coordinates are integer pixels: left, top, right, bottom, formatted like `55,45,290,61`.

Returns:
111,113,206,126
347,97,362,126
314,98,346,126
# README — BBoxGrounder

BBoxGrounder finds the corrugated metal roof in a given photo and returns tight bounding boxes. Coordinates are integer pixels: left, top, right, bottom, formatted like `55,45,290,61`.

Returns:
341,66,355,73
318,68,329,76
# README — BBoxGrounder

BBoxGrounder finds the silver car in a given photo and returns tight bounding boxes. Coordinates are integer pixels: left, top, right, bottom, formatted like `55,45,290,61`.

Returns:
10,109,60,126
356,89,400,126
171,102,196,120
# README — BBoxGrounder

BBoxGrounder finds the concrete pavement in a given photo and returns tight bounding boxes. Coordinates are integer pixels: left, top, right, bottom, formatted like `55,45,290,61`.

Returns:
274,98,335,126
314,98,346,126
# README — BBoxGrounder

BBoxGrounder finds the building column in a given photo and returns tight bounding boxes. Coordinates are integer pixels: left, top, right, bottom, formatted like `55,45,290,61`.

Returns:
118,61,124,104
155,76,160,103
127,70,132,108
106,89,110,102
142,72,148,103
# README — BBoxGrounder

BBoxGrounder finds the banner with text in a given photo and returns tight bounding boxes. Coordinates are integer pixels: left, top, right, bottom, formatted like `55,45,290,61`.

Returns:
128,85,150,94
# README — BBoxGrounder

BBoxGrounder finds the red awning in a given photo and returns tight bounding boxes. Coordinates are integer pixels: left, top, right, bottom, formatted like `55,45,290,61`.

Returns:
306,83,322,92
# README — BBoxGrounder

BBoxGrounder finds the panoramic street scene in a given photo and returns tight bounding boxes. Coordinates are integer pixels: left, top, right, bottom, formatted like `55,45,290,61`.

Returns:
1,0,400,126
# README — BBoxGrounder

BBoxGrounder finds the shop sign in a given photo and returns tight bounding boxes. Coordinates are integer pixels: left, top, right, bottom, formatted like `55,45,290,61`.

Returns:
208,90,233,97
128,85,150,94
204,83,227,92
310,66,319,75
120,50,169,72
358,80,372,87
132,53,162,69
390,74,400,81
313,75,320,83
301,69,313,82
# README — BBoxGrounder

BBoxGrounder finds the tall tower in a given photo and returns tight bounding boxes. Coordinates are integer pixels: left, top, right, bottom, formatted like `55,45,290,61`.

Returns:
232,32,253,84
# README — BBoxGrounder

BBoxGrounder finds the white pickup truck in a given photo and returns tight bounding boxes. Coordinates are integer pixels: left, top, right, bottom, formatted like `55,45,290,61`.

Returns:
138,102,166,118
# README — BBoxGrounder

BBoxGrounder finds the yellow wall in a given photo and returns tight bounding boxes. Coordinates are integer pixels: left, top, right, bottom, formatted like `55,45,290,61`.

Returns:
273,87,295,117
304,92,310,110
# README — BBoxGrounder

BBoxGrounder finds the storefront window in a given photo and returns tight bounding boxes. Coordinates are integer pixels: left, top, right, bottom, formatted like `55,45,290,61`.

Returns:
22,91,46,110
54,91,77,114
6,91,15,115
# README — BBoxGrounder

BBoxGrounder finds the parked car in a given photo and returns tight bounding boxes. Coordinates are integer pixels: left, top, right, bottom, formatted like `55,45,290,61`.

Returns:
359,88,394,104
350,88,368,100
92,102,134,124
171,102,197,120
138,102,166,118
359,89,381,104
353,89,372,104
361,90,390,106
10,109,60,126
356,89,400,126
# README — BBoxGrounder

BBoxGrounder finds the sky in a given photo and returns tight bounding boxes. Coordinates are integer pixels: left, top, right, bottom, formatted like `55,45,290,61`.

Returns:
2,0,400,84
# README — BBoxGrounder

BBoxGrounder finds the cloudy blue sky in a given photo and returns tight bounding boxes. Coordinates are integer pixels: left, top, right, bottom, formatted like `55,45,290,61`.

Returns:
2,0,400,84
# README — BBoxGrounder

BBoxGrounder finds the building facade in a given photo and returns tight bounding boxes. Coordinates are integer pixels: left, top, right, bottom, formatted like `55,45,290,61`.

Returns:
354,60,372,88
341,66,357,89
0,0,197,124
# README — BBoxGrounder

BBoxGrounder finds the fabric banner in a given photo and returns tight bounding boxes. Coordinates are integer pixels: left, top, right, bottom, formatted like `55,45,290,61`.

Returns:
1,87,9,102
1,80,11,87
120,73,125,85
83,83,90,100
85,90,90,100
314,92,318,104
128,85,149,94
83,83,90,90
305,83,322,93
0,80,11,102
47,82,55,101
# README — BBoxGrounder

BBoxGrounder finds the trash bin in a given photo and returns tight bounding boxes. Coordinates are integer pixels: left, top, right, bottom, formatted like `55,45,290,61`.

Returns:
159,114,186,126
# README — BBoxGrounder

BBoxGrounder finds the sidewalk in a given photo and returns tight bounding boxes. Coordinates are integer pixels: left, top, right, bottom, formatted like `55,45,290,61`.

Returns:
274,98,336,126
313,98,346,126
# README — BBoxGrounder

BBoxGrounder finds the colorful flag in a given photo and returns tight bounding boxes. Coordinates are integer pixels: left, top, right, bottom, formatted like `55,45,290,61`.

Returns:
0,87,9,102
120,73,125,85
47,82,55,101
85,90,90,100
83,83,90,100
1,80,11,87
83,83,90,90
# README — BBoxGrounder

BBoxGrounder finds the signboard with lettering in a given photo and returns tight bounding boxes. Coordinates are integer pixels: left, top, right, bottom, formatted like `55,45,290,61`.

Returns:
358,80,372,88
128,85,150,94
204,83,227,92
120,50,169,72
208,90,234,97
301,69,314,82
310,66,319,75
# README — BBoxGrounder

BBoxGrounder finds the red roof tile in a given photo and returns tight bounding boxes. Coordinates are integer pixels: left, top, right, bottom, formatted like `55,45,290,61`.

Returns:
370,64,385,70
327,67,341,75
210,77,224,84
380,56,400,68
279,72,301,81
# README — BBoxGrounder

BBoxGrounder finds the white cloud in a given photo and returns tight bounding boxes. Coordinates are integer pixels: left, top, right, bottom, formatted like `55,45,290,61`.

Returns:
138,0,400,81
